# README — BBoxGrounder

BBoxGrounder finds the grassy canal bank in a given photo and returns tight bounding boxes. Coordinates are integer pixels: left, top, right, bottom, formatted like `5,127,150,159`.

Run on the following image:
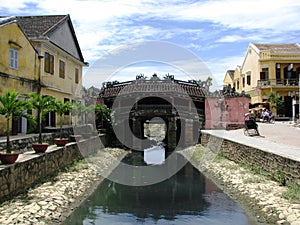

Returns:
181,144,300,225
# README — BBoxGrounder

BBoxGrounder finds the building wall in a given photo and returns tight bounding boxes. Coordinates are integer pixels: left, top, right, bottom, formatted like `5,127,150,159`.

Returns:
38,43,83,101
241,46,260,93
0,136,103,201
0,22,40,135
201,132,300,185
205,96,250,130
231,44,300,118
233,66,241,92
50,22,81,60
223,72,233,87
33,41,83,127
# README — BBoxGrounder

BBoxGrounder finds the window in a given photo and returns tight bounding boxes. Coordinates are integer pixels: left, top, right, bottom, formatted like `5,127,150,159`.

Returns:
260,68,269,80
9,48,18,69
246,72,251,85
64,98,70,115
242,77,245,88
59,60,65,79
44,52,54,74
276,64,281,80
236,80,240,90
75,68,79,84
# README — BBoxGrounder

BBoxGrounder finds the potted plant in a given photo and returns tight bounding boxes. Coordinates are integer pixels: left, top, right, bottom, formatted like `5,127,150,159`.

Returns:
29,93,55,153
53,99,73,146
0,90,35,164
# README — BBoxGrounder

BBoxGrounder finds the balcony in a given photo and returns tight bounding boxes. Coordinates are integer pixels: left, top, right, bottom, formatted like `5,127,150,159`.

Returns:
257,79,299,88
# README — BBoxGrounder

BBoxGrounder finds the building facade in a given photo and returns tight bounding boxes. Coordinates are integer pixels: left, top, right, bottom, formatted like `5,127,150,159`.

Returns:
0,17,40,135
0,15,87,136
17,15,88,127
223,69,234,88
228,43,300,119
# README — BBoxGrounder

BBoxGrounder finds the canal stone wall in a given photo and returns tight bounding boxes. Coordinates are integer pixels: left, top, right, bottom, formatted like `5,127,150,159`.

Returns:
0,124,96,153
0,134,54,153
201,131,300,185
0,135,104,202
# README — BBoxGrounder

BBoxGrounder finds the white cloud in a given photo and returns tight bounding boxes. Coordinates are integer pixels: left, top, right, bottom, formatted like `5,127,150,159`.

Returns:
176,0,300,32
1,0,300,88
206,55,245,87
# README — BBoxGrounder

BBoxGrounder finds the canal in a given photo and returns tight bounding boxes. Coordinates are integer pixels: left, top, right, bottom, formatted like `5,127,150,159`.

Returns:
62,152,259,225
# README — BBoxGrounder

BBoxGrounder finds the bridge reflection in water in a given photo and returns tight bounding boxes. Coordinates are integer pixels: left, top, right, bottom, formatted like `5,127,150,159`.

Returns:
62,153,258,225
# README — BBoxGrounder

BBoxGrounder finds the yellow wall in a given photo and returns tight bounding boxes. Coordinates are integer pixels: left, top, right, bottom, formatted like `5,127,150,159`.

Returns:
241,46,260,93
0,22,40,93
223,72,234,87
0,22,40,135
233,66,241,92
37,44,84,127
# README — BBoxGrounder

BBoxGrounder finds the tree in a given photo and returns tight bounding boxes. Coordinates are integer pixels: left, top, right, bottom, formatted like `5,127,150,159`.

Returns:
0,90,35,153
267,92,284,113
54,99,73,139
29,93,55,144
95,104,111,129
71,101,84,126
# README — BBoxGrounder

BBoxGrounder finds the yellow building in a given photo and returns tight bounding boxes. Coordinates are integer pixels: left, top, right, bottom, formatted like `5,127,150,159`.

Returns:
228,43,300,119
223,69,234,87
0,17,40,135
0,15,88,136
16,15,88,127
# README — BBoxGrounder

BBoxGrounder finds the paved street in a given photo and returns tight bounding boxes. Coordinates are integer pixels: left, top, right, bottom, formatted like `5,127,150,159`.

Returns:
226,121,300,161
231,121,300,148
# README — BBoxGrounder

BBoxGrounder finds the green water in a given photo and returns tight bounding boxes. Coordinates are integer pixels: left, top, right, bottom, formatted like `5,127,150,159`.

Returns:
62,153,258,225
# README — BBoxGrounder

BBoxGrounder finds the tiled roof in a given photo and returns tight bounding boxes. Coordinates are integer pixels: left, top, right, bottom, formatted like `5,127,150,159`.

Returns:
252,43,300,54
226,70,235,79
100,80,206,98
16,15,68,38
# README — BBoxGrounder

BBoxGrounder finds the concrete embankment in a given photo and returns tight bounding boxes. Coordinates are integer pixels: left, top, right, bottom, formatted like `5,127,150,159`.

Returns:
0,147,127,225
181,145,300,225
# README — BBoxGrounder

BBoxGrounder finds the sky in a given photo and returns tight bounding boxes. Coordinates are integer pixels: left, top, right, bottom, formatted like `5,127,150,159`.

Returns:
1,0,300,89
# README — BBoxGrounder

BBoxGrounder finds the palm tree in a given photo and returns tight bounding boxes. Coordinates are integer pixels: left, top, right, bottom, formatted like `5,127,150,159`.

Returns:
29,93,55,144
54,99,73,139
0,90,34,153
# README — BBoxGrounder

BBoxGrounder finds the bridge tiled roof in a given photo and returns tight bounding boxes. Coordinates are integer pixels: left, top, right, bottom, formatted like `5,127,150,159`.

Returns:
100,80,206,98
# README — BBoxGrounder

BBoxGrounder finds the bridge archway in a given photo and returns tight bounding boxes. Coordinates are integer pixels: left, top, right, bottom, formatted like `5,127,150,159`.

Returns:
98,75,206,151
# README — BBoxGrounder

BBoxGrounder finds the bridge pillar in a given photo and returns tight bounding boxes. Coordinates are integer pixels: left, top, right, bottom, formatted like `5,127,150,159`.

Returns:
167,117,177,150
132,118,142,150
119,118,132,148
184,118,194,146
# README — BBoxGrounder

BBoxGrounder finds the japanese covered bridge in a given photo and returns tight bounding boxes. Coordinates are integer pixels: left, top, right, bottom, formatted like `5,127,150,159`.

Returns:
98,74,208,151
